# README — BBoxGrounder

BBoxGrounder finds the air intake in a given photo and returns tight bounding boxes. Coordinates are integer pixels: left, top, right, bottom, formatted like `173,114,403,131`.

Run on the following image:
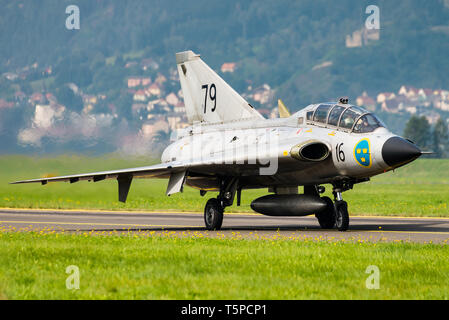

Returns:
290,140,330,162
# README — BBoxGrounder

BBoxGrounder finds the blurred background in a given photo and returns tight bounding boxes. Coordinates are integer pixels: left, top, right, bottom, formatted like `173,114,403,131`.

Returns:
0,0,448,157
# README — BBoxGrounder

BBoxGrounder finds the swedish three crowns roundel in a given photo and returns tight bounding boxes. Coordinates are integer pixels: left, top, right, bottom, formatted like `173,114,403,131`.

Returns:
354,139,371,168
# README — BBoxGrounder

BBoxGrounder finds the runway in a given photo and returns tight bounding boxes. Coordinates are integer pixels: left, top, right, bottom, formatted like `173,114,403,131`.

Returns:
1,208,449,243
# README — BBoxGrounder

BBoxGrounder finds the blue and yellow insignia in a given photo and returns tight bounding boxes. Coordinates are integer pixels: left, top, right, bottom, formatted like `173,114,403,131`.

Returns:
354,139,371,168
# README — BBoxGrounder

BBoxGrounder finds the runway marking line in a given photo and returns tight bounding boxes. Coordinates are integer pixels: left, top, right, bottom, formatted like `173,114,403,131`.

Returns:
365,230,449,236
1,221,448,236
1,208,448,220
0,220,197,229
0,207,257,216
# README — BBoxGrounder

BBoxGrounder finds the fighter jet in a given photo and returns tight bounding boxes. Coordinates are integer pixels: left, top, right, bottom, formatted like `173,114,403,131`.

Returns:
11,50,423,231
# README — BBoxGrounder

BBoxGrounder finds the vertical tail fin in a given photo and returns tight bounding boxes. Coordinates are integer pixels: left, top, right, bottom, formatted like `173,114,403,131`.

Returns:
176,50,263,124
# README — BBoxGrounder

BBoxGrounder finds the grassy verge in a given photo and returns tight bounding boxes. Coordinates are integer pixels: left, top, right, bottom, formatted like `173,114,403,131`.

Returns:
0,231,448,299
1,155,449,216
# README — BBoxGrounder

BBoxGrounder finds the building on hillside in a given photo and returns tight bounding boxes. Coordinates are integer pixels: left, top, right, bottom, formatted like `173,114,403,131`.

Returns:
133,90,147,102
29,92,44,105
46,93,57,104
418,89,433,100
441,90,449,101
404,106,417,114
251,84,274,105
146,83,161,97
147,99,160,111
128,77,151,88
83,95,97,105
141,119,169,138
174,101,185,114
33,104,64,129
376,92,396,104
165,92,179,106
167,115,184,131
433,89,443,97
398,86,419,99
346,30,362,48
141,78,151,86
356,92,376,111
221,63,236,73
435,100,449,111
147,99,169,114
423,111,441,125
432,90,449,101
346,28,380,48
128,77,142,88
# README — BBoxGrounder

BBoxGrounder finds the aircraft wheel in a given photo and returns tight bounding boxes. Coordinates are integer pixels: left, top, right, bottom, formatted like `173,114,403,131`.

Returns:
335,200,349,231
204,198,224,230
315,196,336,229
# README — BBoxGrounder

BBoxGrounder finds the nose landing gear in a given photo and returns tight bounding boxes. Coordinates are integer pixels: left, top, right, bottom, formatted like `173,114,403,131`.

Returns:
328,183,350,231
333,190,349,231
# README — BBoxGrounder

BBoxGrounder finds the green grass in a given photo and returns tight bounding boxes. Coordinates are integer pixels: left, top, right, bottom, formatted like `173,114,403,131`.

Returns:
0,231,448,299
1,155,449,216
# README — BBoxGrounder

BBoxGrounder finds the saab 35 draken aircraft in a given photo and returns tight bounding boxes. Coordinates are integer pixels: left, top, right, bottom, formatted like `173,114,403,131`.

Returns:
12,50,423,231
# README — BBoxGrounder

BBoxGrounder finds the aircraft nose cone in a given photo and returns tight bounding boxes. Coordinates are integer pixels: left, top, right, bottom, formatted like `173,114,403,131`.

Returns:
382,136,422,168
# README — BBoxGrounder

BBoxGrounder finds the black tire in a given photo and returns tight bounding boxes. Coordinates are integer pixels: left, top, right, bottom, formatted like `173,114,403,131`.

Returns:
335,200,349,231
204,198,224,230
315,196,336,229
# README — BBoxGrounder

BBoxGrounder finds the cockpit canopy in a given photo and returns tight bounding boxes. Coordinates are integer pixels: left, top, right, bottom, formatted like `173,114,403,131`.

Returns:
305,103,385,133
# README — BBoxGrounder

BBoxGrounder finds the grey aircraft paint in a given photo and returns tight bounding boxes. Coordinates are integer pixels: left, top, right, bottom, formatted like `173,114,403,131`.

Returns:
11,51,423,231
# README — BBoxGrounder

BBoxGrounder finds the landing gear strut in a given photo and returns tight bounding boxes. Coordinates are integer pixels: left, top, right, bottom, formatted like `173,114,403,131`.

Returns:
203,178,238,230
333,189,349,231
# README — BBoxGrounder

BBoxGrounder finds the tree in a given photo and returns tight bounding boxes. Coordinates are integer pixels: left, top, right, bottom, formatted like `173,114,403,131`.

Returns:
432,118,449,158
403,115,431,149
55,86,84,113
153,130,170,145
114,93,133,120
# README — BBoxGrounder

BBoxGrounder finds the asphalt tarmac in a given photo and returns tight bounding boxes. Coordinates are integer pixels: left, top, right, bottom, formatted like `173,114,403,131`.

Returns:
1,208,448,243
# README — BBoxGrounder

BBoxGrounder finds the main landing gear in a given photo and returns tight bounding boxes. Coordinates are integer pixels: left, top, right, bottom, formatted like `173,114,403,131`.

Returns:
203,178,239,230
204,198,224,230
314,183,350,231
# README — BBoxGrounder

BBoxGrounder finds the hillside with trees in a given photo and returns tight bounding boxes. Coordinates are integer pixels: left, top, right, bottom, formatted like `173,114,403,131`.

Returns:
0,0,449,154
